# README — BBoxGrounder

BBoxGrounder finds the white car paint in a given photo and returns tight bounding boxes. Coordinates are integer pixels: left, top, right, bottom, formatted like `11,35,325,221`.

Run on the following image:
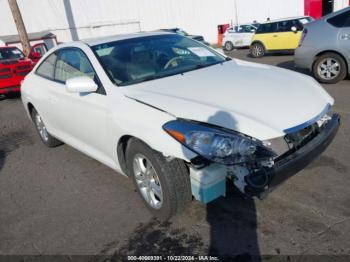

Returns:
21,32,334,178
123,60,333,141
222,24,257,48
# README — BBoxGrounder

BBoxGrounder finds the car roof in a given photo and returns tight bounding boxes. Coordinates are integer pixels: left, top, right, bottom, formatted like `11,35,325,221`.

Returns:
82,31,174,46
234,23,257,26
260,16,310,24
320,6,350,20
0,46,17,49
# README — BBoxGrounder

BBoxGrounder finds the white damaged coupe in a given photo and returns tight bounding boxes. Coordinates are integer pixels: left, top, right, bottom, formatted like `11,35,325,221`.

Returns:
21,32,340,219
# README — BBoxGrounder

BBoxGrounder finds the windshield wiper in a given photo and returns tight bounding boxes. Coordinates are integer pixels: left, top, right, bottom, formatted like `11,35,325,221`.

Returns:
119,75,158,86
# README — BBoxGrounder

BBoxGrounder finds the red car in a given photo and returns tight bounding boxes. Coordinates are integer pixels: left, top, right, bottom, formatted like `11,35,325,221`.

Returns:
0,46,35,95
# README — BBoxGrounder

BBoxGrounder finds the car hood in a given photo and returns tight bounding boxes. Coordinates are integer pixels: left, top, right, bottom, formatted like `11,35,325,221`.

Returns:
121,60,334,140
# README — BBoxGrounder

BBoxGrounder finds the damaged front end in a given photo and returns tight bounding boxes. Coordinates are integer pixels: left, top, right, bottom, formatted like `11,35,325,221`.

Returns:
229,113,340,199
163,112,340,203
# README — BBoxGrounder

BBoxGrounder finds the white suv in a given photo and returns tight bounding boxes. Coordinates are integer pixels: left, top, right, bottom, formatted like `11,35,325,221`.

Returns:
222,24,258,51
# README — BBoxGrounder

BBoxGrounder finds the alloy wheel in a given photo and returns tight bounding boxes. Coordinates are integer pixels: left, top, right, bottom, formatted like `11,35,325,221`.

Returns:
35,113,49,142
225,41,234,51
252,44,264,57
133,153,163,209
317,58,341,80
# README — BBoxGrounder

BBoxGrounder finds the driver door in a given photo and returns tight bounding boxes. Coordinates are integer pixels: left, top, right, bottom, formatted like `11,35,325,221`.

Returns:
273,20,302,50
50,48,110,159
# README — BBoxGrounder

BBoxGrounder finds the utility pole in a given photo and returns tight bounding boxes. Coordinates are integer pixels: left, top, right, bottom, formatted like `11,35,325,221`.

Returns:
234,0,239,26
7,0,30,55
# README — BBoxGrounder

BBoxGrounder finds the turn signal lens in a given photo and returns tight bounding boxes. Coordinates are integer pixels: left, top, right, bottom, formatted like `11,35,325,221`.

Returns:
166,129,186,143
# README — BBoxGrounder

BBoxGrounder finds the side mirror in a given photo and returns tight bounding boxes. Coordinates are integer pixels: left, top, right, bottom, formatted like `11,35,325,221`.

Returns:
251,29,256,32
29,51,41,59
291,26,297,33
65,76,98,93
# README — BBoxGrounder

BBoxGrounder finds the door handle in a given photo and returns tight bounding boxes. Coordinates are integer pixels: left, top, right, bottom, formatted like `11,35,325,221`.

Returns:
341,34,350,40
273,35,278,37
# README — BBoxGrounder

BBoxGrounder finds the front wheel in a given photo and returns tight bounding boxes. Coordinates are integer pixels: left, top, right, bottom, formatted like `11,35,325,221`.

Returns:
224,41,234,51
126,138,192,220
250,42,265,58
313,53,347,84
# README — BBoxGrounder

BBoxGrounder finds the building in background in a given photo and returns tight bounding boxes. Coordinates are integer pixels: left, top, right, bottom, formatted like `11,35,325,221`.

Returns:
0,31,57,50
0,0,348,45
305,0,350,18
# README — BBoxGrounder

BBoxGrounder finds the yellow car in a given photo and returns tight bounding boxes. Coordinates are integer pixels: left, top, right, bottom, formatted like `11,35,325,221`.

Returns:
250,16,313,58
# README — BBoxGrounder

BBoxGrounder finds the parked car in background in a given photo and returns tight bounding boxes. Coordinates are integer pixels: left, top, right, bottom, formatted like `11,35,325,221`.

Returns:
222,24,258,51
250,16,313,58
0,44,46,95
0,46,34,95
21,32,339,219
295,7,350,84
160,28,210,45
29,43,48,64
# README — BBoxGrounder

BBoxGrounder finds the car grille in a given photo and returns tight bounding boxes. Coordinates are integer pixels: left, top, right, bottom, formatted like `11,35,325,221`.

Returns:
268,122,320,161
0,68,11,73
16,65,31,70
16,71,30,76
0,74,12,79
285,123,319,150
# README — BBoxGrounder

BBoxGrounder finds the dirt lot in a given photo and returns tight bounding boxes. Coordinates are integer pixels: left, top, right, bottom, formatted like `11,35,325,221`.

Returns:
0,49,350,261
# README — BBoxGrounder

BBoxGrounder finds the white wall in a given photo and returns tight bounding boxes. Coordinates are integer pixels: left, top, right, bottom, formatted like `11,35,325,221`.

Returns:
334,0,349,11
0,0,304,44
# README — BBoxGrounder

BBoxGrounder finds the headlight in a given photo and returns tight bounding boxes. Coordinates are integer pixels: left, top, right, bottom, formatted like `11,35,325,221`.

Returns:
163,119,276,165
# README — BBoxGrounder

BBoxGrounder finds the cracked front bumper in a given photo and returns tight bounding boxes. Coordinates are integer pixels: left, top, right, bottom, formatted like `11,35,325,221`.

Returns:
267,113,340,192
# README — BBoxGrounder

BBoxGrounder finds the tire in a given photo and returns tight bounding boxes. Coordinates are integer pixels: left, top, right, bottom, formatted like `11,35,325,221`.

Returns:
224,41,234,51
31,108,63,147
250,42,265,58
313,52,347,84
125,138,192,220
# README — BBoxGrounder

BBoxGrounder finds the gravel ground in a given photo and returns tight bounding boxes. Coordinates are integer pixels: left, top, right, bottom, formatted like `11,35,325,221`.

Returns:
0,49,349,261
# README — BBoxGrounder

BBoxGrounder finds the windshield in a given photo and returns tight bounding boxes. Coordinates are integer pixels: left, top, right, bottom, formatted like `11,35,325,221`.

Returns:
92,34,226,86
0,47,25,61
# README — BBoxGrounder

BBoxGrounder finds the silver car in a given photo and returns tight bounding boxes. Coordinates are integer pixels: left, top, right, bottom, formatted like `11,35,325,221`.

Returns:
295,7,350,84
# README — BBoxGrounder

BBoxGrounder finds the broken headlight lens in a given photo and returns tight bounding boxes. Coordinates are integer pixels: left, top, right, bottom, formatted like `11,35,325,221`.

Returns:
163,119,276,165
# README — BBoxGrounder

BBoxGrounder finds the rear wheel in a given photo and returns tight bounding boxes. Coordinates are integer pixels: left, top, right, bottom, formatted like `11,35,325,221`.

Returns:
250,42,265,58
126,138,192,220
224,41,234,51
31,108,63,147
313,53,347,84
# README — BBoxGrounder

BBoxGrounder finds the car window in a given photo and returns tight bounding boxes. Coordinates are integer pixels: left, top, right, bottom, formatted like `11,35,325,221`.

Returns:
0,47,25,61
240,25,255,33
227,27,235,33
92,34,226,86
256,22,277,34
36,52,58,79
277,19,302,32
246,25,256,32
299,17,313,25
54,49,95,83
33,44,47,56
328,10,350,28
